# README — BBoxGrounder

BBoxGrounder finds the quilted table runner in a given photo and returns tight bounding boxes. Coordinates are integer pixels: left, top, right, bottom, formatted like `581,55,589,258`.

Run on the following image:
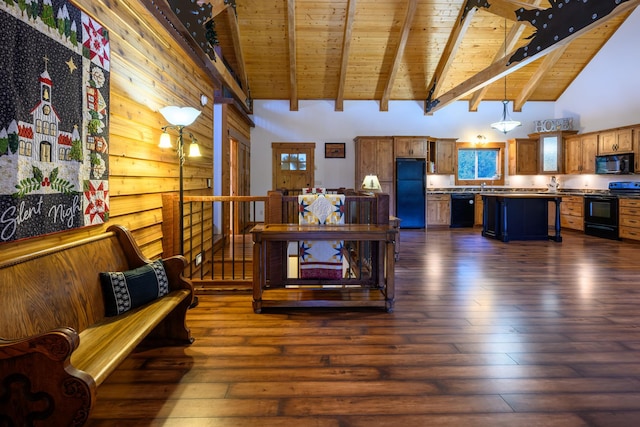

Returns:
298,194,345,280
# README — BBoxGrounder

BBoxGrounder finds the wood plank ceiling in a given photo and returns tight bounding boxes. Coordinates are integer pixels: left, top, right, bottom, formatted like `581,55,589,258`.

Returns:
154,0,639,114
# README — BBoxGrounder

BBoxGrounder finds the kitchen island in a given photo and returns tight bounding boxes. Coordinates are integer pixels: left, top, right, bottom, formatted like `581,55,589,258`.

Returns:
481,193,563,242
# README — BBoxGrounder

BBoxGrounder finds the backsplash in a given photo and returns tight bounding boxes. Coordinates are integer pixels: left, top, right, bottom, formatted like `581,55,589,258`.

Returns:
427,173,640,191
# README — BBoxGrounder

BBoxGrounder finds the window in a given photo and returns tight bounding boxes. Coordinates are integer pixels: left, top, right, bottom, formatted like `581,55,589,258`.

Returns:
280,153,307,171
455,142,505,186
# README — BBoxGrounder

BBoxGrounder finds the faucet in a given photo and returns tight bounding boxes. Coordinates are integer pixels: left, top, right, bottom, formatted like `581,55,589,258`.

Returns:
481,182,486,191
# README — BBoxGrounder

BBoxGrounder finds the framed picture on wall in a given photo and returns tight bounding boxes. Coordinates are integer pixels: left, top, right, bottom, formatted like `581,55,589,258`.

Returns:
325,143,345,158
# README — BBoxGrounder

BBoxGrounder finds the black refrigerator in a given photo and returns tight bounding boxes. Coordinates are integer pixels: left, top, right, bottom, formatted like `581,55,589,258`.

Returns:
396,158,426,229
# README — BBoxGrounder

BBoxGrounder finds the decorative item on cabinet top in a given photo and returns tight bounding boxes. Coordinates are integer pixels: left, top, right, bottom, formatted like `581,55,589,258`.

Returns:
534,118,574,133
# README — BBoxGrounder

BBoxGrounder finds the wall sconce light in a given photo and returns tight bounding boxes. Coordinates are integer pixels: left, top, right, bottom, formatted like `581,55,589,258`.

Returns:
476,135,487,145
362,174,382,193
159,106,201,255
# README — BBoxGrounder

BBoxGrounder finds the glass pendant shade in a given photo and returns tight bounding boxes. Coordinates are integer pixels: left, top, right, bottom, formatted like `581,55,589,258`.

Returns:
188,141,201,157
491,100,521,134
159,132,172,148
159,106,201,126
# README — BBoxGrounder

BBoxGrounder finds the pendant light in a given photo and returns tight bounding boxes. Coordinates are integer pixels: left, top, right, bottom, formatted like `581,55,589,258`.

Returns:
491,18,521,134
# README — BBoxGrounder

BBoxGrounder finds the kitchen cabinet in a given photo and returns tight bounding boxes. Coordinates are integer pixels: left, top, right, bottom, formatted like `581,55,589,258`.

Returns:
508,138,538,175
394,136,427,158
474,194,483,226
598,128,633,154
426,194,450,226
633,127,640,172
565,134,597,174
428,138,456,174
530,131,577,175
619,198,640,241
354,136,395,215
559,195,584,231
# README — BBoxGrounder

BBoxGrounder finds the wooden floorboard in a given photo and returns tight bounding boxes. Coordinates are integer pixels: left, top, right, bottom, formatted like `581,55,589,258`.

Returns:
87,228,640,426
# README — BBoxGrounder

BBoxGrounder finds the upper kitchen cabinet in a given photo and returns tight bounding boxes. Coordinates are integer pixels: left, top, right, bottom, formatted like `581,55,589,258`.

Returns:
565,133,598,174
394,136,428,158
599,128,633,154
508,138,538,175
530,131,577,174
428,138,456,174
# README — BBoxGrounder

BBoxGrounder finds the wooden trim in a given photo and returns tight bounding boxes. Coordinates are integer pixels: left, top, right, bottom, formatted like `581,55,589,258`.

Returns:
454,142,506,186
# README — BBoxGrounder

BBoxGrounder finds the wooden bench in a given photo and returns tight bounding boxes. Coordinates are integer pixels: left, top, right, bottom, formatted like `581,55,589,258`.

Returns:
0,225,194,426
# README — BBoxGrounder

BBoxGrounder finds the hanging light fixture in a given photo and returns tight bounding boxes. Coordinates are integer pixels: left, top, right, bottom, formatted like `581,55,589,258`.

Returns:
491,18,521,134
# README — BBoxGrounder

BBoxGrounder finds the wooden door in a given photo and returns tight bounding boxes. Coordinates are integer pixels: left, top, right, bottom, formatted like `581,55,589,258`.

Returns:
272,143,315,191
231,137,251,231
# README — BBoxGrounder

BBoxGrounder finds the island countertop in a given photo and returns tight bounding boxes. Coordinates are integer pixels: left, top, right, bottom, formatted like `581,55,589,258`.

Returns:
479,192,562,199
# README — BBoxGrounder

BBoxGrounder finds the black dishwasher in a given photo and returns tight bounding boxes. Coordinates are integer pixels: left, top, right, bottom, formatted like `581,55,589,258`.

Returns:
450,193,475,227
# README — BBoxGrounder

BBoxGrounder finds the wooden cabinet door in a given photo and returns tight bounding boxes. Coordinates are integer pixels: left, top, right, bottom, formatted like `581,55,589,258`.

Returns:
394,137,427,158
509,139,538,175
618,128,633,152
599,129,633,154
426,195,450,226
564,137,582,174
377,138,394,181
598,131,617,154
580,134,598,174
434,139,455,174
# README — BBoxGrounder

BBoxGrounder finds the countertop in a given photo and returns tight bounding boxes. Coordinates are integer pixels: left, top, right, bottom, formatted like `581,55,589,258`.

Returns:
426,188,640,198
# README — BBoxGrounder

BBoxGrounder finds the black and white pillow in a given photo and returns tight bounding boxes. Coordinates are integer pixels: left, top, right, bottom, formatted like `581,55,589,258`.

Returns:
100,260,169,316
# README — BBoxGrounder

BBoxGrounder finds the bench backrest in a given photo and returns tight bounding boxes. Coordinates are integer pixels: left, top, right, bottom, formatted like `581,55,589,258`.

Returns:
0,230,131,340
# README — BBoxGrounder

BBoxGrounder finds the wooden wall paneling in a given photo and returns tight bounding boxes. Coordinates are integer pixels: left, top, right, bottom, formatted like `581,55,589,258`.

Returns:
0,0,217,262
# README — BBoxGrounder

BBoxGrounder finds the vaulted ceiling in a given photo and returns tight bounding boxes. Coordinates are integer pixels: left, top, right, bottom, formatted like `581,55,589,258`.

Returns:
150,0,639,115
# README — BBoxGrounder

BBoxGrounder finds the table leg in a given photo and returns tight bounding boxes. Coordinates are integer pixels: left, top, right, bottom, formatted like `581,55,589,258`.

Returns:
252,236,264,313
553,198,563,242
385,237,395,313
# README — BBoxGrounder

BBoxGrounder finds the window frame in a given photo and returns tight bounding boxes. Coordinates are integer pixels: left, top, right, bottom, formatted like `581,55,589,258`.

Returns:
455,142,506,186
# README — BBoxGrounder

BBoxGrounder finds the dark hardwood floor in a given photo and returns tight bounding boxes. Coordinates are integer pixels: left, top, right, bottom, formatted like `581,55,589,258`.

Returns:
87,228,640,426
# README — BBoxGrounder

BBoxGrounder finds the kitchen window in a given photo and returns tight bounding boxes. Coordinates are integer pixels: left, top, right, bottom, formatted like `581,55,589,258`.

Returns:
455,142,505,186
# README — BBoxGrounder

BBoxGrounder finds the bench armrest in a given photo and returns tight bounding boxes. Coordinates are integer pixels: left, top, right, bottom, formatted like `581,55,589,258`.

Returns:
0,327,95,426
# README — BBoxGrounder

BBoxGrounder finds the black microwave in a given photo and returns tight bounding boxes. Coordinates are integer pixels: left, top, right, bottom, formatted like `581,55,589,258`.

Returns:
595,153,634,174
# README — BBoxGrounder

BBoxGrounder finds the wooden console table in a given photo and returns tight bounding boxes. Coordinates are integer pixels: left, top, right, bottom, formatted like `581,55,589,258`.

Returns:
251,224,397,313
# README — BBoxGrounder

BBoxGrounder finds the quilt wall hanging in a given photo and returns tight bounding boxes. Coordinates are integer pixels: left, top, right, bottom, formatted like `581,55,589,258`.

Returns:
0,0,110,243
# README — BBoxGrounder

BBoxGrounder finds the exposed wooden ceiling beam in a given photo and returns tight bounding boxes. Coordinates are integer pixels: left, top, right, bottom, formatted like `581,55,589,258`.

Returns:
335,0,357,112
222,6,250,96
425,5,476,115
380,0,418,112
287,0,298,111
429,0,640,114
206,0,228,18
514,44,568,112
468,0,543,112
480,0,543,22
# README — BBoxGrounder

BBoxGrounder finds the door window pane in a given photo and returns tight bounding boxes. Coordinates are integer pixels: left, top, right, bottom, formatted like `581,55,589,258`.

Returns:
280,152,307,171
